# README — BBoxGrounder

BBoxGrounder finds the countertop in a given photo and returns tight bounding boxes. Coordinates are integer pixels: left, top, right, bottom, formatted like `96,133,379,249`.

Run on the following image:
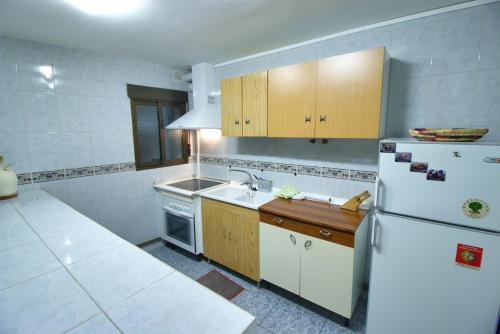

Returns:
0,189,256,334
259,198,369,234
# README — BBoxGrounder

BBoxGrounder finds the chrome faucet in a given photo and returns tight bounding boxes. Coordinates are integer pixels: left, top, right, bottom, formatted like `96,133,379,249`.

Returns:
229,169,257,191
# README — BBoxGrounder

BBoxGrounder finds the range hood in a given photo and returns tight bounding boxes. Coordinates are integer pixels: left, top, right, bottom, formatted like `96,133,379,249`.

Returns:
167,63,221,130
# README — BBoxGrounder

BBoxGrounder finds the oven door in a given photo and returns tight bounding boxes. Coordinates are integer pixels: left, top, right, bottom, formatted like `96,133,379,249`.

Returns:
162,206,195,253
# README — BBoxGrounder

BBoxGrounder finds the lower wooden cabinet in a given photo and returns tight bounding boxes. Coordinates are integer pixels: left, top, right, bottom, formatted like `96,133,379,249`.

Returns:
260,220,367,319
202,198,260,281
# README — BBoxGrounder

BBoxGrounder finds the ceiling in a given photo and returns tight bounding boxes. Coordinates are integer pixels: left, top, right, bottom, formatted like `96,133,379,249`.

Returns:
0,0,470,68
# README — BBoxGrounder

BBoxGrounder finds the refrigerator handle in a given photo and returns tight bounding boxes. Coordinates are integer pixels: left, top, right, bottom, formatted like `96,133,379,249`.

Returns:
371,215,378,248
374,177,382,209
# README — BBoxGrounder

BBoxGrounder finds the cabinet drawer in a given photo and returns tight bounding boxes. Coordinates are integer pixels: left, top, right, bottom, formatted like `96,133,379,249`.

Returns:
260,211,354,248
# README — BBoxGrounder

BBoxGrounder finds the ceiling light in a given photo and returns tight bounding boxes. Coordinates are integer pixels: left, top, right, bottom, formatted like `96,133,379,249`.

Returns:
65,0,146,17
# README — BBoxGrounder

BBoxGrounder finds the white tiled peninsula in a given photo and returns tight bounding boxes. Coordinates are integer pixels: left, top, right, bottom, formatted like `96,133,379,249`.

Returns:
0,189,256,334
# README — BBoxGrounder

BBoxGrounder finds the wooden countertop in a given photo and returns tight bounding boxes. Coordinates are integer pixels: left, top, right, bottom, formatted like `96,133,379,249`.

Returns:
258,198,368,234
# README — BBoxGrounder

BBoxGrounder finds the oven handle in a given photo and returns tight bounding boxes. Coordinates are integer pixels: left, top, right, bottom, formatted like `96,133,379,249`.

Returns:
162,206,194,220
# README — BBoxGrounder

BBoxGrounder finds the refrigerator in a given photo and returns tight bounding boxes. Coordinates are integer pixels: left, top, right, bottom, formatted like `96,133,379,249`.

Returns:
366,140,500,334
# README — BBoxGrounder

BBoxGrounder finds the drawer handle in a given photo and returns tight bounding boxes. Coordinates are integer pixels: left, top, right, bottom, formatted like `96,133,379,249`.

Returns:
304,240,312,249
235,119,240,125
319,230,331,238
320,115,326,123
289,234,296,245
245,118,250,125
273,217,283,224
304,115,311,123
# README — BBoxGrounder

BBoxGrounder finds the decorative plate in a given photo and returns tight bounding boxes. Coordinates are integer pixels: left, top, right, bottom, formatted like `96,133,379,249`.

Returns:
409,128,488,142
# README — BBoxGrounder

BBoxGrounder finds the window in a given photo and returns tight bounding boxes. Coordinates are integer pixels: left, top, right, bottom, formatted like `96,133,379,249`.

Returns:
128,84,189,170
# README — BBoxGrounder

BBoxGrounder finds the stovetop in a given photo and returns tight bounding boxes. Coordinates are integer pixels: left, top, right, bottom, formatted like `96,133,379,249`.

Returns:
167,178,225,192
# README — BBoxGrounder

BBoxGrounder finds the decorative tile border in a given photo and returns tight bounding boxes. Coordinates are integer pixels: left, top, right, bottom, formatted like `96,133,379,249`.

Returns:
95,164,121,175
17,173,33,185
349,170,378,183
296,165,322,176
17,159,195,186
199,155,377,183
323,167,349,180
65,166,94,179
120,162,135,171
32,170,65,183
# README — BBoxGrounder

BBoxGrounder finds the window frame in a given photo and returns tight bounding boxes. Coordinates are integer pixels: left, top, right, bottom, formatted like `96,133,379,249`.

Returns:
131,97,189,171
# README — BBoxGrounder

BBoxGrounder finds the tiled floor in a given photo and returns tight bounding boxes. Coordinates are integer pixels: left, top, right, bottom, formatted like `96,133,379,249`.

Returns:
148,244,367,334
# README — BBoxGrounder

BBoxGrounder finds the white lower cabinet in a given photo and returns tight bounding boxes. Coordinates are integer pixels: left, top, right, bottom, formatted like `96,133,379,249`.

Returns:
300,235,354,318
259,222,301,294
260,222,362,319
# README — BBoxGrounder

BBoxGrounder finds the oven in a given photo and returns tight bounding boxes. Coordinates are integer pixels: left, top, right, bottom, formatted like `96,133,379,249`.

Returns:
161,196,196,254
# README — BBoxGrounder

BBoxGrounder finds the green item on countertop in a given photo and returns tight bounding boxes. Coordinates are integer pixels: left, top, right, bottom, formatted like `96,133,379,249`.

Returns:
275,185,300,199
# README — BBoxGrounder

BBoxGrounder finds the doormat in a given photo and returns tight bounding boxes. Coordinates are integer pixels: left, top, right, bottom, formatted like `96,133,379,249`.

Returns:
196,269,245,300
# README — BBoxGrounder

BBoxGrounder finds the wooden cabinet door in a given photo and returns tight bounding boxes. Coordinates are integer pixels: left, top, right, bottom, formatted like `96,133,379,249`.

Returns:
202,198,227,264
228,206,260,281
202,198,259,281
300,235,355,318
221,76,242,136
316,47,385,138
260,223,301,294
242,71,267,137
268,61,317,138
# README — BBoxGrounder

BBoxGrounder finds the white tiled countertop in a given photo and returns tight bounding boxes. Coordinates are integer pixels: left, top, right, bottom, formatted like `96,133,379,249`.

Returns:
0,189,256,334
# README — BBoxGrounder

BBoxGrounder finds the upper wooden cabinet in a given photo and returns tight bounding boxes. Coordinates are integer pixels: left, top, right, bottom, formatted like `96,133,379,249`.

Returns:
221,71,267,137
316,47,388,138
219,47,389,139
221,76,243,136
268,61,317,138
242,71,267,136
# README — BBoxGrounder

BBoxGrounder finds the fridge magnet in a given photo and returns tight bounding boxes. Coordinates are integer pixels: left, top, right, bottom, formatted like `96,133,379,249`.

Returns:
410,162,428,173
455,243,483,270
462,199,490,219
483,157,500,163
395,152,412,162
380,142,396,153
426,169,445,181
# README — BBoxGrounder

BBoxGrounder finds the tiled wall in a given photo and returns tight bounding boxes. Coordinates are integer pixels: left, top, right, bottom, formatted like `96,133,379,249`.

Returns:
0,36,193,245
200,2,500,198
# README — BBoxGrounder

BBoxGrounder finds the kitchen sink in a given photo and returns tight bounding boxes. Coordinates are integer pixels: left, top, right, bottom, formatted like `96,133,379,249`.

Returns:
201,184,276,210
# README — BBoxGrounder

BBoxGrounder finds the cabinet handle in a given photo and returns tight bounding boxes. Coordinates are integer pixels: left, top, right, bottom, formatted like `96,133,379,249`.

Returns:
304,115,311,123
320,115,326,123
319,230,331,238
245,118,250,125
223,229,227,239
235,119,240,125
273,217,283,225
289,234,296,245
304,240,312,249
228,231,232,241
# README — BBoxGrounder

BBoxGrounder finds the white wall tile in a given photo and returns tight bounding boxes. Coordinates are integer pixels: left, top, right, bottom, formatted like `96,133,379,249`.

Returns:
15,41,55,92
0,90,24,133
0,37,18,89
88,97,131,131
0,133,30,173
90,131,134,165
22,92,59,132
57,94,89,131
53,54,86,95
26,132,63,172
60,132,93,168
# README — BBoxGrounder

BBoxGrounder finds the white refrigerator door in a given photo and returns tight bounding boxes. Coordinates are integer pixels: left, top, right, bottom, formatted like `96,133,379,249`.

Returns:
366,212,500,334
378,142,500,232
